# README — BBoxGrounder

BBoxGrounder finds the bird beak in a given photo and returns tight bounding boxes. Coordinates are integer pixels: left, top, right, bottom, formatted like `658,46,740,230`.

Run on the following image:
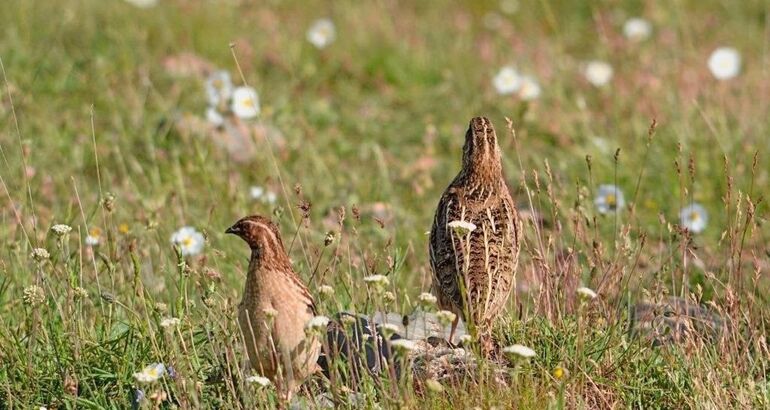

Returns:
225,226,238,235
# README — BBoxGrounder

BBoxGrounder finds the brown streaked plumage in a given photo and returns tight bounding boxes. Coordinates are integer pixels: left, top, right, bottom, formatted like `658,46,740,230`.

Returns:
226,215,320,401
429,117,522,355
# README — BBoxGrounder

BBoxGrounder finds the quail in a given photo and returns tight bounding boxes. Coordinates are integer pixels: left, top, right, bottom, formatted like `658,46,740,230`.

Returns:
226,215,321,401
429,117,522,355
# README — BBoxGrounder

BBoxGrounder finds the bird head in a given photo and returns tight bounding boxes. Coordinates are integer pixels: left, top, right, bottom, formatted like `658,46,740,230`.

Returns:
225,215,285,252
461,116,502,173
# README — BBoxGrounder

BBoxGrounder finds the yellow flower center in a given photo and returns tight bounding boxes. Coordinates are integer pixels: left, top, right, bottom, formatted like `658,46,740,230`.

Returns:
689,211,701,222
89,227,102,237
553,367,564,379
118,223,129,234
213,79,223,89
182,237,193,247
242,98,254,108
605,194,617,207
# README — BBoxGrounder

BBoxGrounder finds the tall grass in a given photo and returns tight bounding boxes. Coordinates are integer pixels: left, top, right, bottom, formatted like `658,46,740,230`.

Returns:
0,0,768,408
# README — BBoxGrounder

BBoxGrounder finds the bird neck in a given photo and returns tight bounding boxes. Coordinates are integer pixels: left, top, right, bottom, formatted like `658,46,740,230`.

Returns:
244,247,292,293
458,160,504,186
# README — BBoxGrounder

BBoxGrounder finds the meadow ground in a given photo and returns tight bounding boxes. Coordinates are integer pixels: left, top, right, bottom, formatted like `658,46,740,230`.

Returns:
0,0,768,408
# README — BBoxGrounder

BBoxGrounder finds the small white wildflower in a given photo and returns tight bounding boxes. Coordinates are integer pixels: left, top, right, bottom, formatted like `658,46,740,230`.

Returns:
245,375,271,387
518,75,541,100
576,287,598,300
205,70,233,107
85,227,102,246
133,363,165,383
378,323,400,338
73,287,89,299
708,47,741,80
51,224,72,236
389,339,417,353
418,292,437,306
363,274,390,287
160,317,181,328
249,186,265,200
383,291,396,304
206,107,224,127
123,0,157,8
264,191,277,204
231,86,260,119
493,66,522,95
307,19,336,49
584,60,613,87
318,285,335,297
23,285,45,306
305,315,330,332
447,220,477,236
623,17,652,41
30,248,50,261
594,185,625,214
170,226,205,256
680,203,708,233
502,344,536,358
436,310,457,325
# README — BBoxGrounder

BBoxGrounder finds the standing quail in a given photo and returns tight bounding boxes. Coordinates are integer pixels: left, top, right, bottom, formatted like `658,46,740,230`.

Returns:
226,215,321,401
429,117,522,355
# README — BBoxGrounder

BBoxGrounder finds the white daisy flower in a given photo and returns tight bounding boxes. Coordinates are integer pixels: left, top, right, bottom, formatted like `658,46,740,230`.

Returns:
85,227,102,246
51,224,72,236
389,339,417,353
418,292,437,306
708,47,741,80
170,226,205,256
518,75,541,100
594,185,625,214
133,363,165,383
493,66,522,95
249,186,265,200
124,0,157,8
264,191,277,204
305,315,330,332
576,287,597,300
206,107,224,127
205,70,233,107
502,344,536,358
447,220,477,236
245,375,271,387
307,18,336,49
231,86,260,119
160,317,181,328
584,60,613,87
623,17,652,41
363,274,390,286
436,310,457,325
680,203,708,233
